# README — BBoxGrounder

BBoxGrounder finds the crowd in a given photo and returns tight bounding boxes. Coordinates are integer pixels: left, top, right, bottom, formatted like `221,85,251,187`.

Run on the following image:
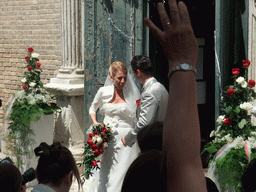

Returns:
0,0,225,191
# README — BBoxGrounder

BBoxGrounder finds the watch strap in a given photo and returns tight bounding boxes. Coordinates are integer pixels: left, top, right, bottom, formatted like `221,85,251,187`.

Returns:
168,63,197,78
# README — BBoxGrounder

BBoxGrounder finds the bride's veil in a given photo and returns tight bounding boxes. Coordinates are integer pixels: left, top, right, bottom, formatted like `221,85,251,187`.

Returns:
104,65,140,114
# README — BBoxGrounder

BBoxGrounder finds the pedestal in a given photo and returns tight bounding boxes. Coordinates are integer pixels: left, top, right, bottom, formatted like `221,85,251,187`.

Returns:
44,77,85,175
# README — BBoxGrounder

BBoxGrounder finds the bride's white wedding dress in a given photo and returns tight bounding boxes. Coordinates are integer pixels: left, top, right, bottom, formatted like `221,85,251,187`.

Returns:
84,102,140,192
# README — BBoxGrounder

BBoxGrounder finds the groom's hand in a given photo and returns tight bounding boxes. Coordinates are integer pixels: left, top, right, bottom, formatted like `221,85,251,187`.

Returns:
121,136,127,147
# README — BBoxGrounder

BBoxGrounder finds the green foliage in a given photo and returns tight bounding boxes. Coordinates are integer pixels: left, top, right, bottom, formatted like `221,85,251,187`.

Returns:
215,148,250,191
5,48,60,168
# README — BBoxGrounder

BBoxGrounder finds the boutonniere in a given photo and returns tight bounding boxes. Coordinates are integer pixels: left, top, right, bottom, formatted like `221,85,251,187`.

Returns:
136,99,141,108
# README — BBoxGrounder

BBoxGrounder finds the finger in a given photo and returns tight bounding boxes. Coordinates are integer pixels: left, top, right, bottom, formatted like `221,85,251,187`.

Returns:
178,1,191,25
156,3,171,30
168,0,180,24
144,17,163,38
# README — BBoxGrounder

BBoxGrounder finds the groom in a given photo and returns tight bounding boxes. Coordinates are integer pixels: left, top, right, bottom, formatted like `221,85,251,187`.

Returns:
121,55,169,147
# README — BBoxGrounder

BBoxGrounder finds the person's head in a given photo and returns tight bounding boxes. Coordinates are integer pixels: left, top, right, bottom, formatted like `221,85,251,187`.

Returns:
109,61,128,90
34,142,81,192
205,177,218,192
137,121,163,152
131,55,153,82
122,150,166,192
0,163,22,192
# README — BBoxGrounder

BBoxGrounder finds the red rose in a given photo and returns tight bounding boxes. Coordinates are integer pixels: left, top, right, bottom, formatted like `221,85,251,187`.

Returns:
99,149,104,154
232,68,240,76
227,89,235,96
106,129,111,133
90,143,97,150
136,99,140,105
94,131,99,135
101,133,104,137
89,133,94,138
27,47,34,52
36,62,41,68
91,160,97,167
224,118,232,126
27,66,32,71
103,138,108,142
101,127,107,132
93,149,100,156
25,56,30,61
242,60,251,67
248,79,255,88
87,139,92,145
99,143,104,148
23,84,27,90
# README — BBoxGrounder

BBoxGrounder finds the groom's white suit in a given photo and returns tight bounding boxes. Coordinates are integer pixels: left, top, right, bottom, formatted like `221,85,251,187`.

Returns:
125,77,169,147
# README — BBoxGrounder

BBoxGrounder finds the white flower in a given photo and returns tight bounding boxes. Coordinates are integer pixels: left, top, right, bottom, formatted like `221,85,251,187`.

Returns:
210,130,215,138
16,90,26,99
92,136,102,144
236,77,248,88
29,82,36,87
96,137,103,144
240,102,254,111
216,115,225,125
216,125,221,133
236,76,245,84
27,94,36,105
35,94,44,102
31,53,39,58
250,132,256,136
233,136,245,149
223,133,233,143
241,81,248,88
44,95,51,102
21,78,26,83
248,137,256,148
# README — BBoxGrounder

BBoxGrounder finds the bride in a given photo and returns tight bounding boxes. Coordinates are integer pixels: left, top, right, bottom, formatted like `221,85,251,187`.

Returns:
86,61,140,192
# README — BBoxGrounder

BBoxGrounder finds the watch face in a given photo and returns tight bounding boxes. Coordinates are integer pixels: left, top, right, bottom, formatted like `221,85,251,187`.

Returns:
180,63,190,70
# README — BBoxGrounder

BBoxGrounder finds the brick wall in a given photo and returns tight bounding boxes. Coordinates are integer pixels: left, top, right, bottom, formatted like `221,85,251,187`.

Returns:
0,0,62,132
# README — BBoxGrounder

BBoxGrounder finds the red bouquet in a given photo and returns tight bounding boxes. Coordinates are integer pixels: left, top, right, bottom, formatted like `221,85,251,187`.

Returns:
81,123,114,179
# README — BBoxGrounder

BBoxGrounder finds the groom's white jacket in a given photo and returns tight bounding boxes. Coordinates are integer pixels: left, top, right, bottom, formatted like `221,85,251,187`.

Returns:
125,77,169,147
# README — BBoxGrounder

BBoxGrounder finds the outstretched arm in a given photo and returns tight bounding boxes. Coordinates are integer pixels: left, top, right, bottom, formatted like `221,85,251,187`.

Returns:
144,1,207,191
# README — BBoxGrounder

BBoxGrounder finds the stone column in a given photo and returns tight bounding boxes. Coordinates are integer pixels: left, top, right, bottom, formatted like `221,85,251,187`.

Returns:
44,0,85,171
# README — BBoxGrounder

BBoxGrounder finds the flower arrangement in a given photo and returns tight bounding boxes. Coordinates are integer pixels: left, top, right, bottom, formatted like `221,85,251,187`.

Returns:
202,60,256,191
6,47,60,168
81,123,114,179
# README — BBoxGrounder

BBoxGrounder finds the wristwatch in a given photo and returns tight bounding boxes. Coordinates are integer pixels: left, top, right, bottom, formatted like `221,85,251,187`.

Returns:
168,63,197,78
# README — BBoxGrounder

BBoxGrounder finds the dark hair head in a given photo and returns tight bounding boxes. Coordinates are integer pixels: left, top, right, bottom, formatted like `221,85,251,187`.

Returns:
0,163,22,192
122,150,166,192
34,142,81,188
131,55,153,76
206,177,218,192
137,121,163,152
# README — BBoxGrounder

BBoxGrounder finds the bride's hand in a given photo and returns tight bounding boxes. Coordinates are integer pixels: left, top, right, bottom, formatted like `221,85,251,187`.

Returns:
93,122,103,126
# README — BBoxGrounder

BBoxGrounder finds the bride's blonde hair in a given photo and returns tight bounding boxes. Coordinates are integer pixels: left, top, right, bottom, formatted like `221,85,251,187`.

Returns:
109,61,127,78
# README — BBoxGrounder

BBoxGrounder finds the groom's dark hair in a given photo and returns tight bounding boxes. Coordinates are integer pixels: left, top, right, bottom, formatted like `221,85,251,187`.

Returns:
131,55,153,76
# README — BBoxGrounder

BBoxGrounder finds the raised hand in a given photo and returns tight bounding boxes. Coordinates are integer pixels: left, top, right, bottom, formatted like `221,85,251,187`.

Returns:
144,0,198,69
